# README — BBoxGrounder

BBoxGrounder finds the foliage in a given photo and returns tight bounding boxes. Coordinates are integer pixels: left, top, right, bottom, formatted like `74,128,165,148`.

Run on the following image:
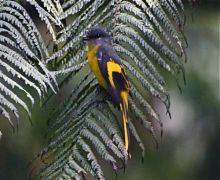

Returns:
0,0,188,179
0,0,58,130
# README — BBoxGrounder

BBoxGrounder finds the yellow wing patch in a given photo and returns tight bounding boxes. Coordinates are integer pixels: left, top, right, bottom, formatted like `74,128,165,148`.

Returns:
107,60,122,88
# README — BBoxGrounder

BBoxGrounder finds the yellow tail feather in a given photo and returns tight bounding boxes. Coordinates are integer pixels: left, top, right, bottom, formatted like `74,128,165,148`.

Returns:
120,103,129,151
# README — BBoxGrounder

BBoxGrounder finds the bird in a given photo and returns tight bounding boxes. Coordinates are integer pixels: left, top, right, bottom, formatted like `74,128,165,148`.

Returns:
83,27,130,152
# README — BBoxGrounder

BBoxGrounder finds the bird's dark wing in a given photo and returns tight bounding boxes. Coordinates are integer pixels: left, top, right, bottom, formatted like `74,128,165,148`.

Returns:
97,44,129,104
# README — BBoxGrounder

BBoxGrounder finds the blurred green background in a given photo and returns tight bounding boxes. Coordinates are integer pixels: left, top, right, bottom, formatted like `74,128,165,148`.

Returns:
0,1,219,180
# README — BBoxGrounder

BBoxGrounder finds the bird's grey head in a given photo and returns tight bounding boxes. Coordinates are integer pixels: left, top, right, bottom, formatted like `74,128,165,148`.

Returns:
83,27,111,44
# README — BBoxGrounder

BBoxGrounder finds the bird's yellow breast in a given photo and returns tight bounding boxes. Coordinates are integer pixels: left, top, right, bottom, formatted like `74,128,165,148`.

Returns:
87,45,107,89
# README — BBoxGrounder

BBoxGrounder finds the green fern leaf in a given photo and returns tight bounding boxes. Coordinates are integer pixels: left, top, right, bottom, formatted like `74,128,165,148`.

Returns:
0,0,57,129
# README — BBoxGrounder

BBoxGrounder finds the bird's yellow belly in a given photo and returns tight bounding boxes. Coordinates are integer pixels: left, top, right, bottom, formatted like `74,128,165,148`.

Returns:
87,46,107,89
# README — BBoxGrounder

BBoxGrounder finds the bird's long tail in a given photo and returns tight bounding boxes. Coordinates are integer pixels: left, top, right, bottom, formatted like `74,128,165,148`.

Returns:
120,91,130,152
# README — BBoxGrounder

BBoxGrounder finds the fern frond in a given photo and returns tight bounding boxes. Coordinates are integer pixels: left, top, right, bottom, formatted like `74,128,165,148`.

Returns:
60,0,93,20
0,94,19,121
35,0,188,179
114,33,165,85
85,118,124,159
1,1,49,58
0,60,42,98
128,120,145,158
78,138,105,179
113,25,175,74
0,70,34,105
80,128,117,167
0,105,14,128
114,43,166,92
26,0,63,41
73,147,96,176
0,81,31,119
0,0,57,128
